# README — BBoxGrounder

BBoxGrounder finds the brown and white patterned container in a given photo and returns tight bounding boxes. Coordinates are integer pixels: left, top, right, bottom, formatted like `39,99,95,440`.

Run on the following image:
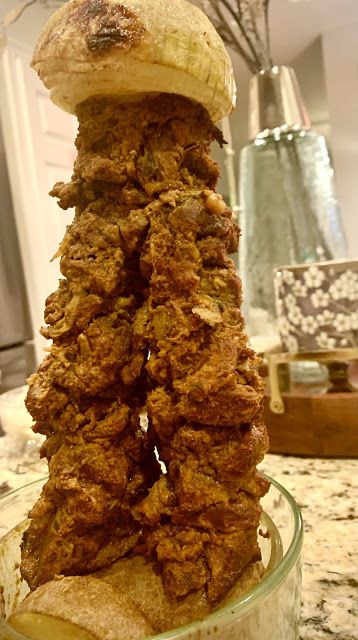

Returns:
274,259,358,353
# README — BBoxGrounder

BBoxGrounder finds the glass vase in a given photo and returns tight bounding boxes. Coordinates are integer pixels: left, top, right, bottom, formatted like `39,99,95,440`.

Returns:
239,67,347,338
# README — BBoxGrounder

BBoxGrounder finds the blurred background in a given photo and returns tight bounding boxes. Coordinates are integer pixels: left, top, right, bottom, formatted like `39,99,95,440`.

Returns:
0,0,358,389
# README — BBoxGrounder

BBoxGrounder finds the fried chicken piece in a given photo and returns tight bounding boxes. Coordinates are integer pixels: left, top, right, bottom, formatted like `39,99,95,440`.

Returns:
23,363,159,591
35,395,132,443
21,438,147,587
60,244,126,296
158,422,269,479
26,369,68,423
136,422,269,604
41,280,104,340
134,185,269,604
197,236,233,268
44,323,131,396
22,94,268,609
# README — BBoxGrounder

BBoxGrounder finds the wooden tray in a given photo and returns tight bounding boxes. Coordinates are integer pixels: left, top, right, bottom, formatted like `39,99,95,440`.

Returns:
264,391,358,457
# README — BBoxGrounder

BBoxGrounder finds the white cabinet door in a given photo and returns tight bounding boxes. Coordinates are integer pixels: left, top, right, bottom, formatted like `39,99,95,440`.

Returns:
0,39,77,361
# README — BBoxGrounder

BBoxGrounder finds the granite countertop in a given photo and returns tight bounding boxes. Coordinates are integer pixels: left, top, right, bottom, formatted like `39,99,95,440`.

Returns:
260,455,358,640
0,432,357,640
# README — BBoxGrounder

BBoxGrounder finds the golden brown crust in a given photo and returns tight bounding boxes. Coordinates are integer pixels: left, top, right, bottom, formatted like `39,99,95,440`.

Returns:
21,95,222,590
22,95,269,607
72,0,145,55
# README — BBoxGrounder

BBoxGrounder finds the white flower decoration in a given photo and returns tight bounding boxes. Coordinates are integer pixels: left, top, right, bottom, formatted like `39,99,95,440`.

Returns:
350,311,358,331
316,331,336,350
286,334,298,353
281,270,295,285
278,316,290,337
316,310,334,326
347,281,358,302
329,277,349,300
287,307,303,326
292,280,307,297
303,266,325,288
333,313,351,333
301,315,318,335
339,270,358,287
311,290,330,309
285,294,297,310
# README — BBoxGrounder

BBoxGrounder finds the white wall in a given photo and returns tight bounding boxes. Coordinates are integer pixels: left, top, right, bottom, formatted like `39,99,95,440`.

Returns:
322,22,358,258
292,37,331,143
0,39,76,361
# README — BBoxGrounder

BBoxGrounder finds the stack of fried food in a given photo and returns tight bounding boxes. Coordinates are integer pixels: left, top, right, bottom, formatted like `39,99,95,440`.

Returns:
22,92,269,605
16,0,270,635
22,97,163,589
131,101,269,605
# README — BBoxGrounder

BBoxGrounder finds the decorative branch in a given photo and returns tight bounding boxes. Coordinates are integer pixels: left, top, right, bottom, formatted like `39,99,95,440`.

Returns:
204,0,258,72
2,0,36,27
263,0,273,67
219,0,262,70
200,0,273,73
246,2,270,69
1,0,63,29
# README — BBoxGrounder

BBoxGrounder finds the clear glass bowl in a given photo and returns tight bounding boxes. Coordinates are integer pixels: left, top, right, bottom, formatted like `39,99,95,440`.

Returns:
0,476,303,640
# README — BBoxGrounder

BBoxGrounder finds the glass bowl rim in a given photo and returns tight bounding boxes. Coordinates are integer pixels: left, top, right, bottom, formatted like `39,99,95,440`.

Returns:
0,474,303,640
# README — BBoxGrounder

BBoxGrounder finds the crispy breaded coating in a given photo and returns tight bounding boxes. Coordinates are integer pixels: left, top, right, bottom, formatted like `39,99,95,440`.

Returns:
22,95,269,605
134,185,268,604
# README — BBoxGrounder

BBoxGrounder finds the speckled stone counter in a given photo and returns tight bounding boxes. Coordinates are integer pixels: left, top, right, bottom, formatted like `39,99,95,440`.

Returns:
260,455,358,640
0,433,357,639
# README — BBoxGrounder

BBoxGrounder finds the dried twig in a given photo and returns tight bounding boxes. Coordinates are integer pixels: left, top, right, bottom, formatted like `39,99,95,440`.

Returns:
205,0,258,72
1,0,63,28
2,0,37,27
200,0,272,73
247,2,270,69
218,0,261,69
